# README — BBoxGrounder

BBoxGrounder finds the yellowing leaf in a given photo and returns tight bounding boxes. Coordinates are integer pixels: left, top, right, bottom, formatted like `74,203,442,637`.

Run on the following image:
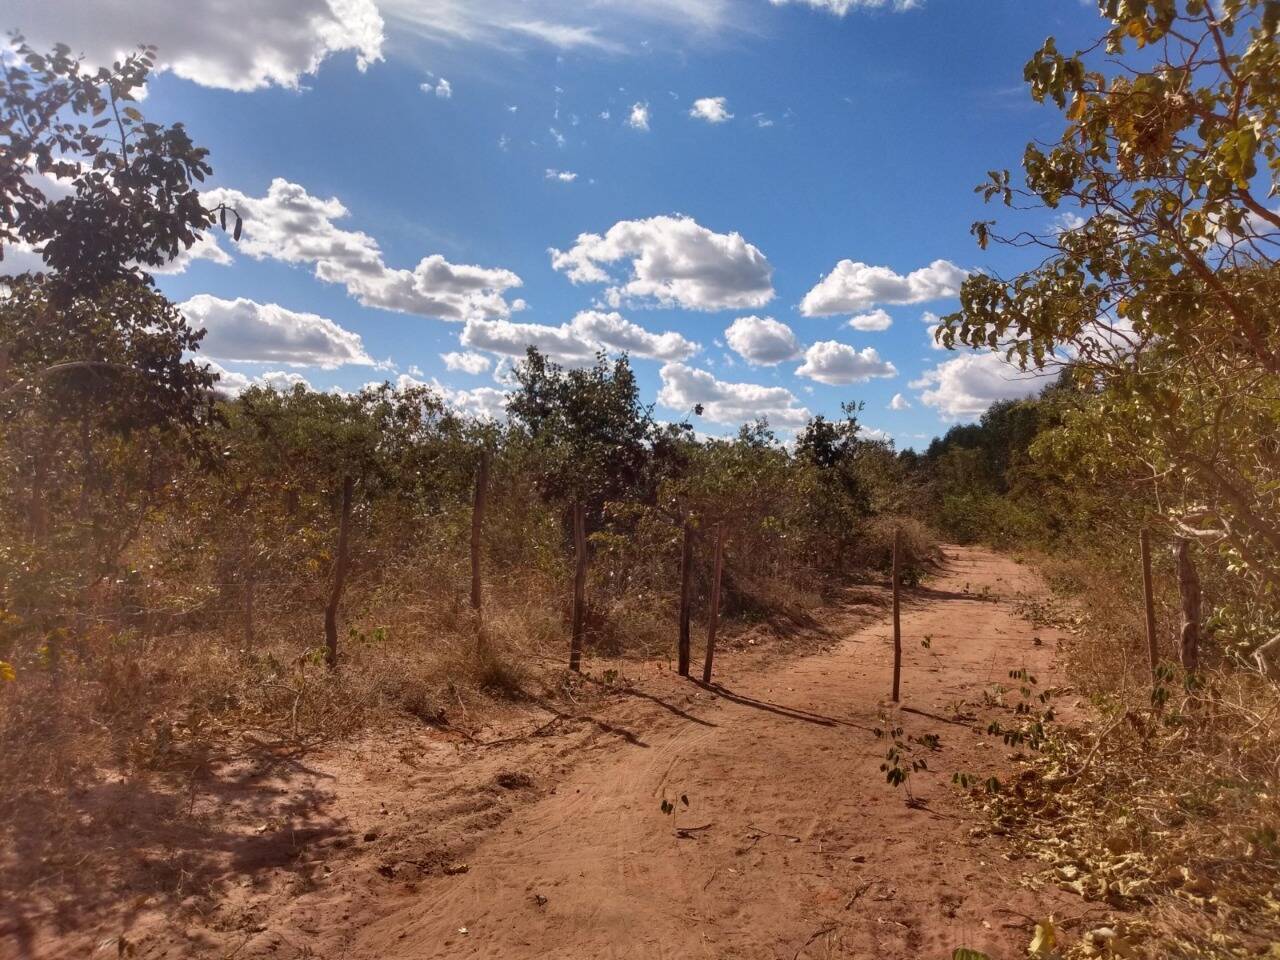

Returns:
1067,93,1087,122
1030,918,1058,955
0,661,13,683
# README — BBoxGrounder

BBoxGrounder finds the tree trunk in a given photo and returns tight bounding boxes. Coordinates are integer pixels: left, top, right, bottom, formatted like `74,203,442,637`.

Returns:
324,476,353,670
569,502,587,672
1140,528,1158,680
470,450,490,627
677,518,693,677
1175,537,1201,674
701,524,724,685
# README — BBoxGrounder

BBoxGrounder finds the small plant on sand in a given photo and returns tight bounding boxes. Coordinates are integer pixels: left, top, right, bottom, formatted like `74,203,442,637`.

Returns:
874,711,935,803
658,793,688,816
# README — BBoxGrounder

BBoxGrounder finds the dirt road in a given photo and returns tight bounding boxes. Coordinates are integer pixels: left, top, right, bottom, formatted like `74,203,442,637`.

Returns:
7,546,1069,960
344,546,1066,960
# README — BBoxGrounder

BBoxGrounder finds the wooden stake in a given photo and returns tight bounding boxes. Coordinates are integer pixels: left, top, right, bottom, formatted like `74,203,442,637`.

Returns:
1140,528,1158,680
1175,537,1201,673
242,576,256,648
470,450,490,624
701,524,724,685
677,517,693,676
891,526,902,703
324,475,353,670
569,502,587,672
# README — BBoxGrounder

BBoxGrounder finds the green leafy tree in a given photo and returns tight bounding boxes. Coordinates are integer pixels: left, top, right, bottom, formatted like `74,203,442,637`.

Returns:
506,348,681,521
0,38,229,662
937,0,1280,639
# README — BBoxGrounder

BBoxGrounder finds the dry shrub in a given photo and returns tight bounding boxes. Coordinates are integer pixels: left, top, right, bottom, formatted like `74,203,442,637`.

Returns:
979,547,1280,958
842,515,938,580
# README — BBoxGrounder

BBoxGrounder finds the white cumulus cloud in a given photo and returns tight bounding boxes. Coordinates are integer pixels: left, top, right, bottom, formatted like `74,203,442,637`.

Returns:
550,215,774,311
921,311,951,350
569,310,699,360
150,233,234,275
846,308,893,332
438,383,509,419
724,316,801,365
690,96,732,123
202,362,320,396
889,392,911,410
260,370,315,391
795,341,897,385
202,361,254,396
545,169,579,182
658,362,810,428
800,259,966,315
390,373,509,419
911,352,1050,420
12,0,384,92
461,311,698,366
181,294,375,368
201,178,523,322
441,351,492,374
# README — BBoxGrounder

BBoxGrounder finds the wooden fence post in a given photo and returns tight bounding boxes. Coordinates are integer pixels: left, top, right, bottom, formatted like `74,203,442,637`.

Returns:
324,475,354,670
1175,537,1201,673
677,517,693,676
701,523,724,685
242,576,256,648
470,450,490,629
891,526,903,703
569,502,587,672
1140,528,1158,680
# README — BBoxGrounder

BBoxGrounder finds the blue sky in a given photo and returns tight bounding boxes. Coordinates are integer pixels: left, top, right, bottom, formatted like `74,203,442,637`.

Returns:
14,0,1100,446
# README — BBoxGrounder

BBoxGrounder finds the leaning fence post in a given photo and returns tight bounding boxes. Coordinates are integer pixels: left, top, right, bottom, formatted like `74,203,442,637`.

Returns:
1140,528,1158,680
470,449,490,633
677,517,694,676
891,526,903,703
1175,537,1201,673
569,502,587,672
324,475,353,670
701,523,724,684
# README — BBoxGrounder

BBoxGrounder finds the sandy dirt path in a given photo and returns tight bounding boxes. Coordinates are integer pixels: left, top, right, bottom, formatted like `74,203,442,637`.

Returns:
343,546,1068,960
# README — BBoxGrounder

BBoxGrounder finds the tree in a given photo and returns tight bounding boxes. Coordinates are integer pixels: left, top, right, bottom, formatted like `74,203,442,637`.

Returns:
937,0,1280,640
0,38,229,657
506,349,675,521
1,34,231,298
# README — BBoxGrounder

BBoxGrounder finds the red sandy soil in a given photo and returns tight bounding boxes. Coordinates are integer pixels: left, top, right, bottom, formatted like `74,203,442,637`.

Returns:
3,546,1075,960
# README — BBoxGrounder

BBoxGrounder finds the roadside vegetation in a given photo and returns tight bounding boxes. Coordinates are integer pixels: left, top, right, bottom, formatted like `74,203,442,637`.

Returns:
0,37,940,908
3,0,1280,956
921,1,1280,955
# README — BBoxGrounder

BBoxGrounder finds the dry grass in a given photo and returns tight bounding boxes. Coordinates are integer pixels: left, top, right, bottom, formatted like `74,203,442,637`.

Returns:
975,547,1280,958
0,513,926,920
